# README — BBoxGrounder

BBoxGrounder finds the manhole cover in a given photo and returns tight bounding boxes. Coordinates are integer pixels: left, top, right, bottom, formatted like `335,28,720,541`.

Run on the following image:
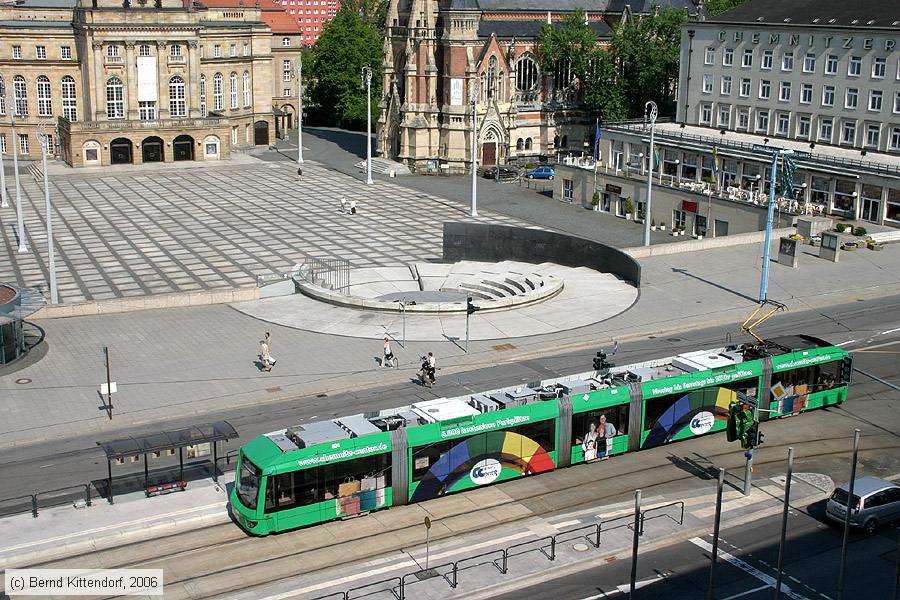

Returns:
667,337,683,342
15,378,31,385
573,542,589,552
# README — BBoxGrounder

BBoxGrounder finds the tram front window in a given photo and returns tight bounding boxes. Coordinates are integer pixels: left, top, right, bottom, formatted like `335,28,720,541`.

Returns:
237,457,262,510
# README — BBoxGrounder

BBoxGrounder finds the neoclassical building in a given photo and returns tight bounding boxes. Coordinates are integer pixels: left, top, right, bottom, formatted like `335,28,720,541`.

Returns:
377,0,704,172
0,0,297,167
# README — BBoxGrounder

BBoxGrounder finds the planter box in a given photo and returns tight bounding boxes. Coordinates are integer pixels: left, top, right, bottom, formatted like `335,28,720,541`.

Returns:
659,226,666,231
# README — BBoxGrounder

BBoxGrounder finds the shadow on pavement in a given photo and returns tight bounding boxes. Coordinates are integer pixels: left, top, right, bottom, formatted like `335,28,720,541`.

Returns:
306,127,367,159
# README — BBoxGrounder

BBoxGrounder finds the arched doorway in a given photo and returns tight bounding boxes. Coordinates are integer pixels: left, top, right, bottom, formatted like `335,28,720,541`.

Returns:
173,135,195,161
141,136,164,163
254,120,269,146
110,138,133,165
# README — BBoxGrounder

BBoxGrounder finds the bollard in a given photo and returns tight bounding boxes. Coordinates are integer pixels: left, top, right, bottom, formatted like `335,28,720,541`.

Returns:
550,536,556,561
502,550,508,574
85,484,92,507
31,494,38,518
451,563,458,589
594,523,601,548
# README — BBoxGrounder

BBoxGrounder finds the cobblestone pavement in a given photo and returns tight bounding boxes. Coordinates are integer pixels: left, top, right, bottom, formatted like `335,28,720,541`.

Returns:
0,159,522,303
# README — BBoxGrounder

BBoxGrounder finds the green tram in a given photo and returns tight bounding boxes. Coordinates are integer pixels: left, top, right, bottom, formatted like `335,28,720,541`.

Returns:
231,335,852,535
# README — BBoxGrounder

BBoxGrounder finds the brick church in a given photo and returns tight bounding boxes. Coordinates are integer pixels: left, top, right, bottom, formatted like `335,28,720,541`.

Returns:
377,0,704,173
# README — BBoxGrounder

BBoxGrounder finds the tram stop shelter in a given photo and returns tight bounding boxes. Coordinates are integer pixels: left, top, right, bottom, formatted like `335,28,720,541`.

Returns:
97,421,238,504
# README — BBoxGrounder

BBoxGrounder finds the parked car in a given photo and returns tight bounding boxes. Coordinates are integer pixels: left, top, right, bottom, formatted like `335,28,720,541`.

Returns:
481,166,519,181
525,166,555,180
825,476,900,533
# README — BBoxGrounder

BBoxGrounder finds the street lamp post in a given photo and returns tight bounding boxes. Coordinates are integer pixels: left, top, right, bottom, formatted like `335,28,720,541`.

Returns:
759,148,793,303
0,113,8,209
297,56,304,165
9,90,27,253
37,120,58,304
470,81,479,217
643,101,658,247
361,65,373,185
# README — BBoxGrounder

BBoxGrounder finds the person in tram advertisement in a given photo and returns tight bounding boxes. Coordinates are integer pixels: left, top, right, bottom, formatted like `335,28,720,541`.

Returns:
598,414,617,460
581,422,600,462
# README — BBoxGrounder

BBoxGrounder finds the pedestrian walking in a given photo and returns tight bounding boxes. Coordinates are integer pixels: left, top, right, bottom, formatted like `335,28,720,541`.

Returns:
349,199,357,215
382,337,396,368
340,197,348,213
264,331,272,352
297,167,303,181
259,338,275,372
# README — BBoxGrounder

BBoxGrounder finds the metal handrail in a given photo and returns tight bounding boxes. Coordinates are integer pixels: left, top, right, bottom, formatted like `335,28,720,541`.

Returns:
0,483,94,519
639,500,686,536
344,576,402,600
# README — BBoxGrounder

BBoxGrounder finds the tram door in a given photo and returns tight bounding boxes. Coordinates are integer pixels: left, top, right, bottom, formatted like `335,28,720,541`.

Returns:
267,469,323,531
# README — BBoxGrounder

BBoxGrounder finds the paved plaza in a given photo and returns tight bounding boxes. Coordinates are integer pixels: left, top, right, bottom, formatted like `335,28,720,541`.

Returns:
0,157,522,303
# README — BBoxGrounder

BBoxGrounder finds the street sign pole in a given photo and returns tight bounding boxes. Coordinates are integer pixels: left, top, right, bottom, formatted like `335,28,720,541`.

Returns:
707,467,725,600
465,307,469,354
774,446,794,599
424,516,432,571
104,346,113,419
837,429,861,599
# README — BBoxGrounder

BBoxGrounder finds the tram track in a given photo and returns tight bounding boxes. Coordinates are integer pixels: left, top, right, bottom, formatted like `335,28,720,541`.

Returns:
22,426,899,600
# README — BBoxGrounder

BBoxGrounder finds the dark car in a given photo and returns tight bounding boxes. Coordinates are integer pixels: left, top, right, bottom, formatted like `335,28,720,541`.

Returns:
481,166,519,181
825,476,900,533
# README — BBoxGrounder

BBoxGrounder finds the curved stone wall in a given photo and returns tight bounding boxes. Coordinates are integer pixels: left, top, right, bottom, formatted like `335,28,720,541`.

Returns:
442,223,642,287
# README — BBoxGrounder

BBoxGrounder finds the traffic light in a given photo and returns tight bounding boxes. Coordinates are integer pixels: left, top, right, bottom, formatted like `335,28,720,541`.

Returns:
593,351,607,370
841,355,853,384
726,402,742,443
467,297,480,315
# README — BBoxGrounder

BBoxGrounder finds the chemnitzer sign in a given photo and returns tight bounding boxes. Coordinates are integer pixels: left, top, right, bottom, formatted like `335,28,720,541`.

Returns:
716,30,896,52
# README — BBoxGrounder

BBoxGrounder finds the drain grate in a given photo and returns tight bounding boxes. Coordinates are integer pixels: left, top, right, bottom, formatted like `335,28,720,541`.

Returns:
492,343,516,352
266,386,282,393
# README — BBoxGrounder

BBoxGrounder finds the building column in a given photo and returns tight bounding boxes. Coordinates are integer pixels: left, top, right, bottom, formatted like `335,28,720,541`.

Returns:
125,41,138,120
187,41,201,118
93,41,105,121
156,41,169,119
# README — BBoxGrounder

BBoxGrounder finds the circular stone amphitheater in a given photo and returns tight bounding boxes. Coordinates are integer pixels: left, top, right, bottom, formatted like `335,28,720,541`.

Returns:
232,260,638,342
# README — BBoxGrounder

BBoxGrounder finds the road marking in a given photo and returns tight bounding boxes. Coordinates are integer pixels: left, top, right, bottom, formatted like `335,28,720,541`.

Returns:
554,519,581,529
721,584,770,600
575,575,666,599
836,340,856,346
38,464,53,469
880,327,900,335
853,340,900,351
691,485,780,519
689,538,811,600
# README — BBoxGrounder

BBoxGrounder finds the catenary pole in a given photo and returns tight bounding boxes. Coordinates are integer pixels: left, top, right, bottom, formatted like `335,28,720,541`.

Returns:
10,96,26,253
774,447,794,598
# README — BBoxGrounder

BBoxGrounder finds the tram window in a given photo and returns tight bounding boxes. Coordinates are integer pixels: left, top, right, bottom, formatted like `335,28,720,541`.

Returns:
572,405,628,445
321,453,391,500
412,441,450,482
719,377,758,401
520,419,556,452
644,393,681,430
264,467,323,513
771,361,842,401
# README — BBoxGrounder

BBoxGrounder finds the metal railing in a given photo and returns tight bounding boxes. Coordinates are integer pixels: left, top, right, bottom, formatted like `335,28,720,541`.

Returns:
0,484,94,519
293,252,351,295
604,121,900,177
306,520,638,600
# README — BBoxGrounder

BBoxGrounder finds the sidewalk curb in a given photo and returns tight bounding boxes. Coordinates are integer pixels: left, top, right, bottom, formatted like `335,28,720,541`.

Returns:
453,490,830,600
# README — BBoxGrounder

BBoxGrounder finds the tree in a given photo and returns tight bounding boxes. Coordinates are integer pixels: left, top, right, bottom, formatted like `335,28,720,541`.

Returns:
308,9,383,130
339,0,389,32
607,5,688,117
537,9,597,88
705,0,750,16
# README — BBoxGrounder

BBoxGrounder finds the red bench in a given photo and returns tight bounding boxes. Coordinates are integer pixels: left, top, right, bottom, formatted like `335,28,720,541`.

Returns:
145,481,188,497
